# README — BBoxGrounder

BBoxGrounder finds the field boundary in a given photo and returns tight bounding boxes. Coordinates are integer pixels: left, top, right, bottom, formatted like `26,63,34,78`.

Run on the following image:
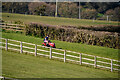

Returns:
1,38,120,72
1,23,25,32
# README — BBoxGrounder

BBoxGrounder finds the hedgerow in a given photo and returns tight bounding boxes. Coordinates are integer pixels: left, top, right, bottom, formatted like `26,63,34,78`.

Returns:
25,23,120,49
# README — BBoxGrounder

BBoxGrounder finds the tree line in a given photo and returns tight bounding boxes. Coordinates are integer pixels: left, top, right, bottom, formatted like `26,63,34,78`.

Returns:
2,2,120,21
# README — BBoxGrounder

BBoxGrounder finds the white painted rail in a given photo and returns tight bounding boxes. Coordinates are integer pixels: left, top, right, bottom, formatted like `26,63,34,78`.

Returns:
52,52,64,55
66,54,79,58
8,43,19,47
22,42,35,46
37,53,49,57
82,62,94,66
0,76,4,79
52,56,64,60
23,50,34,54
1,23,25,32
82,57,94,61
0,23,25,26
8,39,20,42
1,38,120,72
97,65,111,69
23,46,34,50
37,49,49,53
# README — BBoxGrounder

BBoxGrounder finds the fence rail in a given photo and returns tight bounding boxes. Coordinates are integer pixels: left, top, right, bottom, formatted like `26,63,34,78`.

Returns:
1,38,120,72
1,23,25,32
0,23,25,27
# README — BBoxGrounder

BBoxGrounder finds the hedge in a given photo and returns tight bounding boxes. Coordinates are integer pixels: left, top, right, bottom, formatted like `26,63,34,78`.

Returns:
25,23,120,49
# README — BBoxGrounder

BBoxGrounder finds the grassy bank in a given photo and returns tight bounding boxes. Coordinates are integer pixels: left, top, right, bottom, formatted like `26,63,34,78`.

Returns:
2,13,119,26
2,32,119,60
2,50,118,78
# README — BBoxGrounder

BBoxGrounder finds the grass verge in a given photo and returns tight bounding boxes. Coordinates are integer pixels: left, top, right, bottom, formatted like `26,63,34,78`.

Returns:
2,49,118,78
2,32,119,60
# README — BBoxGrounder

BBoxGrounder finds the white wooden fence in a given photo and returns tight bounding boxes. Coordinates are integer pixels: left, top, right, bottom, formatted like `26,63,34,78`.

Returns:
0,38,120,72
1,23,25,32
0,76,4,80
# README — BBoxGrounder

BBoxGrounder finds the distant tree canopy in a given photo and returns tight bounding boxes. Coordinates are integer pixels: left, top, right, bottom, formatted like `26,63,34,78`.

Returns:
28,2,55,16
2,2,29,14
81,9,98,19
2,2,120,21
58,2,79,18
28,2,47,15
105,7,120,21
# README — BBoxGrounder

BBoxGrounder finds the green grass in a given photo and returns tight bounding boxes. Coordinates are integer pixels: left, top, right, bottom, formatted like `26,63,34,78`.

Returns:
2,32,119,60
2,49,118,78
2,13,119,26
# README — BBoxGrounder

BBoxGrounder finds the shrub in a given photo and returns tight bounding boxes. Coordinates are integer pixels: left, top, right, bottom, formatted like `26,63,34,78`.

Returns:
25,23,120,49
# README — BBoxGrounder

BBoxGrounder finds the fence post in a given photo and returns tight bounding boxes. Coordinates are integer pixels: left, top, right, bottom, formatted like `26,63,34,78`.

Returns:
80,53,82,65
35,44,37,56
64,50,66,63
94,56,97,68
93,18,95,22
111,59,113,72
50,47,52,59
20,41,23,53
6,39,8,51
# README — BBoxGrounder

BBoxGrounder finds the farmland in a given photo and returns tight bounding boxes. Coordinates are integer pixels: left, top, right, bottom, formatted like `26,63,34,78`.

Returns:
2,13,120,49
2,50,118,78
1,12,120,78
2,32,119,60
2,13,119,26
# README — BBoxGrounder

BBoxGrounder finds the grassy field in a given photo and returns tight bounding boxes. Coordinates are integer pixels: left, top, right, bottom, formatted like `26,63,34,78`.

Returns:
2,49,118,78
1,12,119,79
2,32,119,60
2,13,119,26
